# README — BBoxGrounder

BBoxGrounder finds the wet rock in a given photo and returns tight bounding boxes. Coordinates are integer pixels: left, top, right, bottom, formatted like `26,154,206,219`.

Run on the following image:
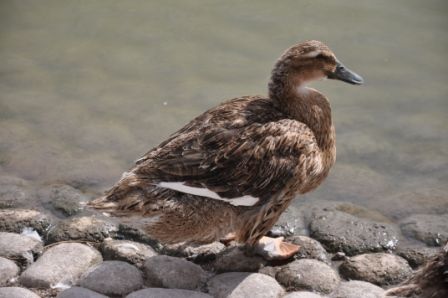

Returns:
80,261,143,296
207,272,284,298
0,287,40,298
289,236,331,264
57,287,108,298
395,244,439,268
0,209,51,235
101,239,157,267
143,255,207,290
271,204,308,237
276,259,340,294
284,292,324,298
47,216,118,244
339,253,412,286
163,241,226,262
0,175,31,209
400,214,448,247
20,243,102,288
0,257,19,286
117,223,163,251
329,280,385,298
212,246,266,273
38,184,88,217
126,288,212,298
309,209,399,256
0,232,43,267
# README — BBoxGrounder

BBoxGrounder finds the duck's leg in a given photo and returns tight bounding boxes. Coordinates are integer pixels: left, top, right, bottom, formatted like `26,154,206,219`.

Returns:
252,236,300,260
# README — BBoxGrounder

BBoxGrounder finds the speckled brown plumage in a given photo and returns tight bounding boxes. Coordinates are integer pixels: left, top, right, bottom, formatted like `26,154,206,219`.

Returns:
89,40,362,257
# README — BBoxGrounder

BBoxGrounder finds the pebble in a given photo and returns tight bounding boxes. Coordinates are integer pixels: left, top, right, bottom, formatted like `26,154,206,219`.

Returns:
37,184,88,217
163,241,226,262
276,259,340,294
339,253,412,286
395,244,439,268
143,255,207,290
207,272,284,298
212,246,266,273
0,209,51,235
57,287,108,298
0,257,19,286
0,232,43,267
329,280,384,298
309,210,399,256
289,235,331,264
283,292,324,298
400,214,448,246
0,287,40,298
80,261,143,296
47,216,118,244
20,243,102,288
126,288,212,298
101,239,157,267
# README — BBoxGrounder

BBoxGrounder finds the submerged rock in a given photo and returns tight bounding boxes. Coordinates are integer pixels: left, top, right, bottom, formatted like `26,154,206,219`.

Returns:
20,243,102,288
0,209,51,235
207,272,284,298
57,287,108,298
0,287,40,298
101,239,157,267
339,253,412,286
211,246,266,273
400,214,448,247
38,184,88,217
329,280,385,298
0,232,43,267
0,257,19,286
276,259,340,294
126,288,212,298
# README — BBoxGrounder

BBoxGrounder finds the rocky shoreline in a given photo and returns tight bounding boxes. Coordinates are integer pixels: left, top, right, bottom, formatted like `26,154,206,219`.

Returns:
0,178,447,297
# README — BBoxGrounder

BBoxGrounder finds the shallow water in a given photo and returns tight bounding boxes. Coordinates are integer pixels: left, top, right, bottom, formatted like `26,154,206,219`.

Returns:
0,0,447,221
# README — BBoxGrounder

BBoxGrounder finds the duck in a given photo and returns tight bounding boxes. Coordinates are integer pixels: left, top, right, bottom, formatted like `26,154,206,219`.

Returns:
89,40,363,260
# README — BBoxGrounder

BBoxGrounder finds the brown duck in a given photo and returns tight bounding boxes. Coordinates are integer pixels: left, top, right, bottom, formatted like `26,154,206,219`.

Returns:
90,40,363,259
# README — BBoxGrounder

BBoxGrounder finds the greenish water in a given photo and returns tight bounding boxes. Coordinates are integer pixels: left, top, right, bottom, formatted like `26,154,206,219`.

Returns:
0,0,447,220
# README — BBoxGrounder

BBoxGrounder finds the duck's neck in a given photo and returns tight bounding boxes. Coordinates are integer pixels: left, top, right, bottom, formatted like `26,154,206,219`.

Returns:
268,65,335,151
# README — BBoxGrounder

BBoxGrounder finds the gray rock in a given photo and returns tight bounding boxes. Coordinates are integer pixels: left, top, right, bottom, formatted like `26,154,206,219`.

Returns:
271,204,308,237
289,236,331,264
126,288,212,298
0,209,51,235
0,257,19,286
20,243,102,288
258,266,280,278
400,214,448,246
395,245,439,268
309,209,399,256
163,241,226,262
47,216,118,244
207,272,284,298
276,259,340,294
212,246,266,273
339,253,412,286
57,287,108,298
80,261,143,296
0,232,43,267
38,184,88,217
283,292,324,298
329,280,385,298
0,287,40,298
101,239,157,267
143,255,207,290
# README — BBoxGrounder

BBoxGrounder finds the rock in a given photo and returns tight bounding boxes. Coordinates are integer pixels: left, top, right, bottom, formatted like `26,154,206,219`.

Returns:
80,261,143,296
47,216,118,244
117,223,163,251
101,239,157,267
207,272,284,298
0,232,43,267
289,236,331,264
0,257,19,286
212,246,266,273
38,184,88,217
126,288,212,298
309,209,399,256
339,253,412,286
400,214,448,246
57,287,108,298
0,209,51,235
258,266,280,278
0,287,40,298
163,241,226,262
271,204,308,237
329,280,384,298
0,185,32,209
20,243,102,288
395,245,439,268
283,292,324,298
143,255,207,290
331,252,347,261
276,259,340,294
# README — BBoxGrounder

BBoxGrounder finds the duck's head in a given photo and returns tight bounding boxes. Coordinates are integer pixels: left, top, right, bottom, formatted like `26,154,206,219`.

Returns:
270,40,363,92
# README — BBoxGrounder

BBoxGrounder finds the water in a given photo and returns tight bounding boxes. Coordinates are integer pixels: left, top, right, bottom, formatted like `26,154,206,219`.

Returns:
1,0,447,221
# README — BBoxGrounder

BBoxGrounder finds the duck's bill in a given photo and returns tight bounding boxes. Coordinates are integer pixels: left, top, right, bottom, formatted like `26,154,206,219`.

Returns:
328,61,364,85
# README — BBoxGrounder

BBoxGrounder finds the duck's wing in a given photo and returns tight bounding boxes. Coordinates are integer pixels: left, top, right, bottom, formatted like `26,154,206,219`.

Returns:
135,117,320,206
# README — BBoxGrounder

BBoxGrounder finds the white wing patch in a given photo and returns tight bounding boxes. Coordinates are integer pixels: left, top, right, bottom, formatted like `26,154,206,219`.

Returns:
157,182,259,206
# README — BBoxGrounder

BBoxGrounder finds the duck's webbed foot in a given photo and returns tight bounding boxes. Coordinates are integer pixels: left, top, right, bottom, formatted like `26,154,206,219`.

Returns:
252,236,300,260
